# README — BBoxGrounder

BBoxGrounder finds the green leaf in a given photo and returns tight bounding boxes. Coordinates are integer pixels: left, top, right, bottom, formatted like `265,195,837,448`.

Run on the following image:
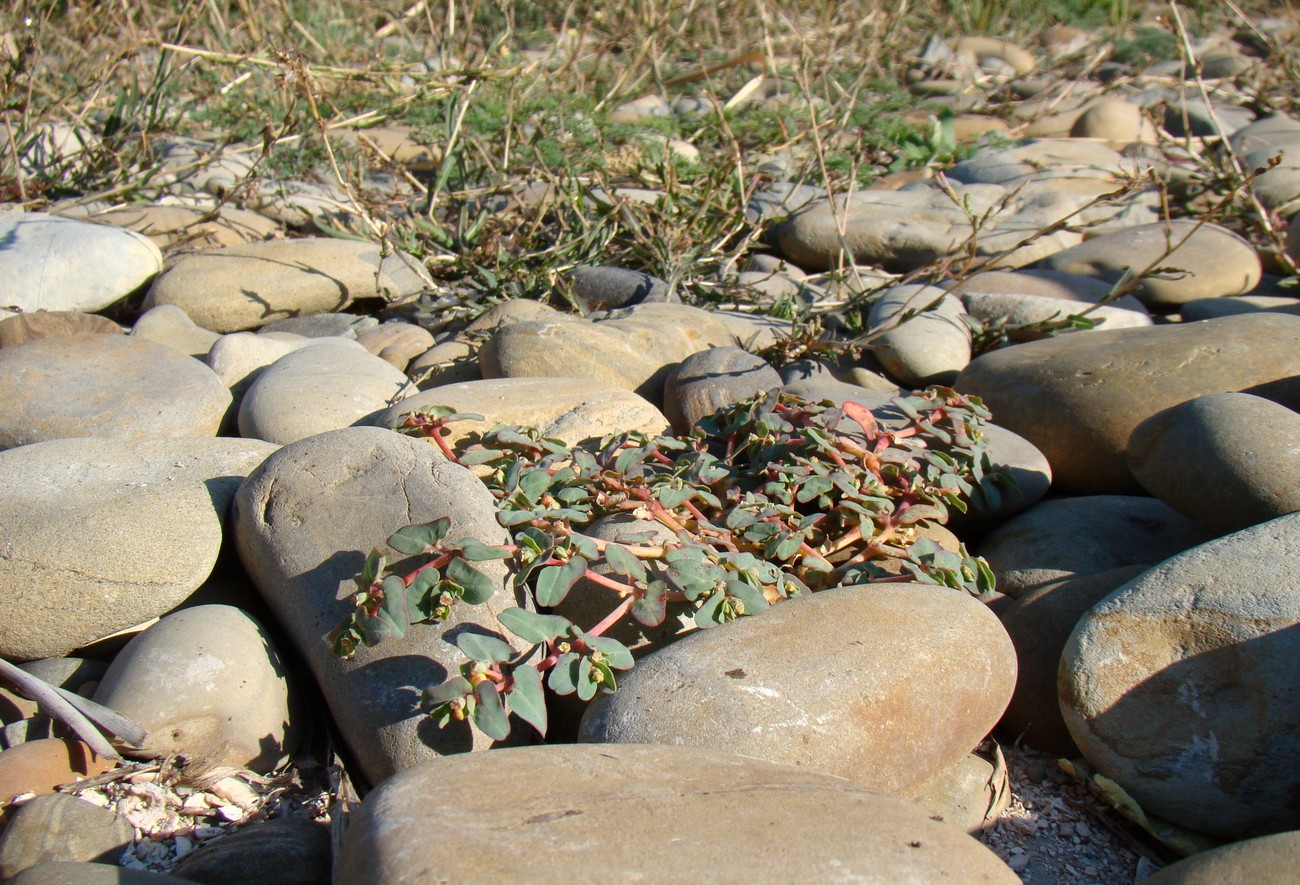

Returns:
547,651,581,695
447,558,496,605
631,580,668,627
769,531,803,561
422,675,472,709
471,680,511,741
377,575,409,637
534,556,587,607
604,543,648,583
566,534,599,560
505,666,547,736
655,485,694,509
694,590,727,627
355,611,392,646
796,475,834,503
355,549,386,593
517,469,552,505
499,608,572,643
498,508,537,526
590,659,617,694
407,566,441,605
457,632,515,662
665,554,724,600
455,539,512,561
388,518,451,555
576,657,600,701
458,447,505,466
586,635,634,670
728,580,770,616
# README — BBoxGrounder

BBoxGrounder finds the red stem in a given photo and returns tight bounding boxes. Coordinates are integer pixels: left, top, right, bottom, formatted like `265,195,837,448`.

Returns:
582,568,638,596
588,595,635,637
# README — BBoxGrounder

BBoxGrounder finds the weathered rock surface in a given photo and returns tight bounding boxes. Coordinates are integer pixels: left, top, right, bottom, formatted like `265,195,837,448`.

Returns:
912,752,1009,835
955,314,1300,494
0,213,163,313
1039,220,1261,308
772,181,1082,272
336,744,1021,884
479,303,740,403
0,311,122,348
237,337,413,444
0,335,231,451
143,239,433,333
0,793,133,881
129,305,221,360
867,284,972,386
371,377,670,449
1059,512,1300,838
1128,392,1300,534
8,863,199,884
0,438,278,661
232,427,525,787
204,331,313,401
1141,830,1300,884
92,605,295,774
89,203,280,251
579,583,1016,797
564,265,672,310
974,496,1213,597
0,739,116,811
997,565,1146,756
169,818,330,885
662,346,782,432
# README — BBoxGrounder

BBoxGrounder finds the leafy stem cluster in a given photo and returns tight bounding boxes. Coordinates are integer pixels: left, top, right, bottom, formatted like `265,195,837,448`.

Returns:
328,388,1007,740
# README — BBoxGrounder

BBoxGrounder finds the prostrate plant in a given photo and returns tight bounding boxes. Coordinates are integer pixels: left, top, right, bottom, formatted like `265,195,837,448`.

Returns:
328,388,1007,740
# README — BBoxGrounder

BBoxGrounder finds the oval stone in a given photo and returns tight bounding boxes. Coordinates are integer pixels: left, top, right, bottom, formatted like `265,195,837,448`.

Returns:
974,495,1214,597
1128,392,1300,534
1141,831,1300,884
0,335,231,451
0,438,278,661
578,583,1015,797
1039,220,1261,308
92,605,295,774
1060,512,1300,838
0,793,133,880
371,377,670,449
0,213,162,313
0,312,122,348
663,346,782,433
237,338,413,445
143,239,433,333
955,313,1300,494
232,426,525,786
336,744,1020,884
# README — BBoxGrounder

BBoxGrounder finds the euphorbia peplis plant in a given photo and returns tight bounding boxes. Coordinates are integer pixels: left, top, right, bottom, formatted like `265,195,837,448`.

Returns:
328,387,1008,740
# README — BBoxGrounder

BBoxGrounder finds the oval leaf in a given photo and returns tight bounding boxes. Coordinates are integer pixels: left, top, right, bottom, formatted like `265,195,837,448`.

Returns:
547,651,581,695
534,557,587,608
377,575,410,637
422,675,473,709
454,539,512,561
631,581,668,627
576,657,600,701
586,635,634,670
499,608,572,643
604,543,648,583
471,681,511,741
457,632,515,662
447,558,497,605
388,518,451,555
505,666,547,736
